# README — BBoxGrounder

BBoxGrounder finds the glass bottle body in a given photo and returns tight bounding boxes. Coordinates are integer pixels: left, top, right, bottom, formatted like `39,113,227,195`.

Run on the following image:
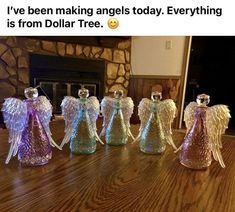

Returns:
70,101,96,154
105,101,128,146
18,99,52,166
139,104,165,154
179,106,212,169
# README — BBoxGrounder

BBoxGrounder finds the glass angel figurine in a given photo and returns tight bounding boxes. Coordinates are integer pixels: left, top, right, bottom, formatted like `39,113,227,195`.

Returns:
134,91,177,154
178,94,231,169
100,90,134,146
1,87,61,166
60,87,103,154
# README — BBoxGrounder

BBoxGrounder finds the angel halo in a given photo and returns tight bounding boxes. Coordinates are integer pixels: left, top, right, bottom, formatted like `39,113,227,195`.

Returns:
134,91,177,154
60,87,103,154
178,93,231,169
100,90,134,146
1,87,61,166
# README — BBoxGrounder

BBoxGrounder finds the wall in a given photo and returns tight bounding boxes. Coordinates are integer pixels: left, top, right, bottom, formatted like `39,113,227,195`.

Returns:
129,36,188,127
131,36,186,76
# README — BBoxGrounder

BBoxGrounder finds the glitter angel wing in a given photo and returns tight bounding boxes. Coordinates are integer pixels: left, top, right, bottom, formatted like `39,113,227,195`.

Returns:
158,99,177,149
1,98,27,164
100,97,114,137
100,96,134,139
60,96,80,148
120,97,134,139
137,98,152,138
184,102,198,133
87,96,104,144
36,96,61,150
206,105,231,168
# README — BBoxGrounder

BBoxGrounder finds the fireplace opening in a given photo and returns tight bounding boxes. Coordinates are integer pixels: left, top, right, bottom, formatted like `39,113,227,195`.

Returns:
29,53,105,113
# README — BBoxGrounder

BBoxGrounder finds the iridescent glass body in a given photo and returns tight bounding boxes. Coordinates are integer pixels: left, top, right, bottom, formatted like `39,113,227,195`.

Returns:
105,100,128,146
70,99,96,154
180,106,212,169
139,102,165,154
18,99,52,166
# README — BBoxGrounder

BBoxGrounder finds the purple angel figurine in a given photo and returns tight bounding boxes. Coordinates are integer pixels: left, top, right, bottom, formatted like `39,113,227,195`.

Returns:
177,94,231,169
1,87,61,166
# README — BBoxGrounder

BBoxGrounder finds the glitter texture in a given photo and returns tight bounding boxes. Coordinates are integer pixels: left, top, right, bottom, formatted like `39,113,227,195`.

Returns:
105,100,128,146
179,94,231,169
60,88,102,154
1,87,56,166
139,103,166,154
100,90,134,146
70,100,97,154
180,106,211,169
136,92,177,154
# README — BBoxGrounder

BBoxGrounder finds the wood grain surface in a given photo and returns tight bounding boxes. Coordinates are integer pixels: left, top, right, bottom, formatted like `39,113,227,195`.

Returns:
0,119,235,212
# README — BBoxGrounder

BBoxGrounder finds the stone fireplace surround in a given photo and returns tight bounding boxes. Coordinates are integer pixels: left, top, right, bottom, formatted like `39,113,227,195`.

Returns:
0,36,131,104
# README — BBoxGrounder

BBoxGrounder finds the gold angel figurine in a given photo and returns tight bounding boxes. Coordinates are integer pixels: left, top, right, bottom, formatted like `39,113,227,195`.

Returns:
178,94,231,169
135,91,177,154
100,90,134,146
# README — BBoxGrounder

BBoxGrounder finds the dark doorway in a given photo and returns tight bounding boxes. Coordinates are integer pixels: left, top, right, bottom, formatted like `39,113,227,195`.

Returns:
185,36,235,134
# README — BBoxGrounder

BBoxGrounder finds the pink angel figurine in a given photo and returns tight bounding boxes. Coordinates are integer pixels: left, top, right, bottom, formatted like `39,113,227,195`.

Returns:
1,87,61,166
178,94,231,169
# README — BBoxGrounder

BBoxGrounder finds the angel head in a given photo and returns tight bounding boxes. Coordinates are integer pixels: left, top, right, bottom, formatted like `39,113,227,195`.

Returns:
196,94,210,106
151,91,162,102
78,87,89,99
24,87,38,99
114,90,124,99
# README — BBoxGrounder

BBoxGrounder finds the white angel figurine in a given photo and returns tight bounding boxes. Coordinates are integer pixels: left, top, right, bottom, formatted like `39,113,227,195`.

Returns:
100,90,134,146
178,94,231,169
134,91,177,154
60,87,103,154
1,87,61,166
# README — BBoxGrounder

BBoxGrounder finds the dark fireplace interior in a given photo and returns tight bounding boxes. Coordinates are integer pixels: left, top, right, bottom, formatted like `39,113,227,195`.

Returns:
29,54,105,113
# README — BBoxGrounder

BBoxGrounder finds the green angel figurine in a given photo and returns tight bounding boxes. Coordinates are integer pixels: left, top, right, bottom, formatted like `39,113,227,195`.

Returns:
135,91,177,154
100,90,134,146
60,87,103,154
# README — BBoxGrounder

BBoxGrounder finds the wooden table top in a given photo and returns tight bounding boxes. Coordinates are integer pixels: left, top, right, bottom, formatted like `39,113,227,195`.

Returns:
0,120,235,212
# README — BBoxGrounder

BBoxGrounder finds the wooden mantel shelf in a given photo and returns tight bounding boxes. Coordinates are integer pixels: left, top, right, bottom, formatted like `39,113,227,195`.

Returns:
0,120,235,211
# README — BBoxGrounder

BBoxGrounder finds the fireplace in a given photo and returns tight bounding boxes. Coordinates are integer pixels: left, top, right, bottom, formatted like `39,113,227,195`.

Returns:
29,54,105,113
0,36,131,126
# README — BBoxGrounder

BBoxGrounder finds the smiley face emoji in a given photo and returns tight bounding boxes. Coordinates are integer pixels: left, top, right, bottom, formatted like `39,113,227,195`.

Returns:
107,18,119,29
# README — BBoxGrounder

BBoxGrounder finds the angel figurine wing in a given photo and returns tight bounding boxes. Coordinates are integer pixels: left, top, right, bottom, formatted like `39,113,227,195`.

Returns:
100,97,113,136
87,96,104,144
135,98,152,142
36,96,61,150
60,96,80,148
184,102,198,133
158,99,177,149
120,97,134,140
206,105,231,168
1,98,27,164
